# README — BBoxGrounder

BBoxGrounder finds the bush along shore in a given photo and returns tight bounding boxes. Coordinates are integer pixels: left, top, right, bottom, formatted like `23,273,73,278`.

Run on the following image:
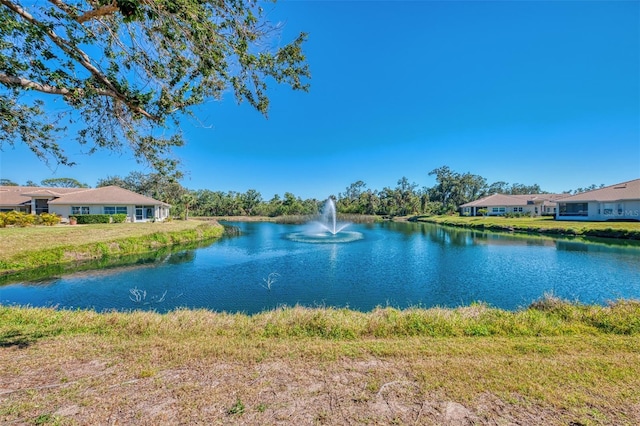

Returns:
413,215,640,240
0,221,224,276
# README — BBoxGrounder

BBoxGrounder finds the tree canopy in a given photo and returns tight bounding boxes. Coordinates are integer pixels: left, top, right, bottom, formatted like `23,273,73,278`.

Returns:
97,171,184,202
40,177,88,187
0,178,18,185
0,0,309,175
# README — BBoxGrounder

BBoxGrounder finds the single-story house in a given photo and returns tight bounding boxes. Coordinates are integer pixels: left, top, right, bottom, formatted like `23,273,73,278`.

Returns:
0,186,84,213
556,178,640,221
459,193,567,217
0,185,170,222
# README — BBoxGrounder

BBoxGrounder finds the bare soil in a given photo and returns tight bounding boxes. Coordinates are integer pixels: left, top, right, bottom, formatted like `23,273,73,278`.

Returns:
2,336,637,425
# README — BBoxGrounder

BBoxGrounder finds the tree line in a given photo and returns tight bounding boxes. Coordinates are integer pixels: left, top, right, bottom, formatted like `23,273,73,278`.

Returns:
1,166,606,218
0,166,553,218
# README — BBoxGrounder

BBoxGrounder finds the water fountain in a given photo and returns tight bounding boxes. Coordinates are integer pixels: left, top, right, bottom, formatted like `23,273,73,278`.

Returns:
317,198,348,235
285,198,364,243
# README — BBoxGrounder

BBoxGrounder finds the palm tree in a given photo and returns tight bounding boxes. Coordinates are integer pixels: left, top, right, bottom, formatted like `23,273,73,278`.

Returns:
181,192,197,220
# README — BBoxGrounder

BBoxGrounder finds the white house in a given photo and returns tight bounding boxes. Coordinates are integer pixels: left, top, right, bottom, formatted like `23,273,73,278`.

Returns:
556,179,640,221
459,193,566,217
0,185,170,222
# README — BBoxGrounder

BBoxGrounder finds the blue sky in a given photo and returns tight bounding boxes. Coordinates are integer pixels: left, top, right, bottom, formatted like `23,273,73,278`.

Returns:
1,0,639,199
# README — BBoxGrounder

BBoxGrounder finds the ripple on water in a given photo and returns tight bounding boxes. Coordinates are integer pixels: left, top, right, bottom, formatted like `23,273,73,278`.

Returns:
285,231,364,244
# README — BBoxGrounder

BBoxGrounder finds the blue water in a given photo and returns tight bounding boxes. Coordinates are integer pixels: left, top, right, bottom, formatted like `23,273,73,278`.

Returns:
1,222,639,313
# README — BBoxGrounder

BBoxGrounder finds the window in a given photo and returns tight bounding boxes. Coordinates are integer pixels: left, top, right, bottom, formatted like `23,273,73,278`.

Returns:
491,207,506,214
559,203,588,216
35,199,49,214
71,206,90,215
104,206,127,215
513,207,523,213
603,203,614,215
135,205,155,221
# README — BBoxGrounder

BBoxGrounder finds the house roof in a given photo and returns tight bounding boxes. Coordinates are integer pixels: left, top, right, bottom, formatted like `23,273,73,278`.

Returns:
20,188,86,197
1,186,90,206
459,193,566,208
48,186,170,206
510,194,568,202
557,179,640,203
1,186,29,206
0,185,169,207
460,194,526,208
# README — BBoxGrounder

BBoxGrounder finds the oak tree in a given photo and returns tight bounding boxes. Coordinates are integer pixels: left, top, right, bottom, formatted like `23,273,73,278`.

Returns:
0,0,309,175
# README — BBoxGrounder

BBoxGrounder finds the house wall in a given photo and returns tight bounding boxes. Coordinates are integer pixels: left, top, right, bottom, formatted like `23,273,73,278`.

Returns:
600,200,640,221
49,204,133,222
48,205,118,220
557,200,640,221
462,205,538,216
50,204,170,222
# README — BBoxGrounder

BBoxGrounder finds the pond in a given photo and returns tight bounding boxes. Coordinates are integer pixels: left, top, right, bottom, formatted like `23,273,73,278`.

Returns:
1,221,639,314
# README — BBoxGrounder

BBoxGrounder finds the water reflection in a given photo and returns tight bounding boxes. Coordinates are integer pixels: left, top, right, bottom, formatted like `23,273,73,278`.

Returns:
389,221,640,251
0,241,208,286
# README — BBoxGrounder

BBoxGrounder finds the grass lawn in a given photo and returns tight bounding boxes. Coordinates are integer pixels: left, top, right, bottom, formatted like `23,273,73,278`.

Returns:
1,301,639,425
0,221,211,258
416,215,640,239
0,220,223,274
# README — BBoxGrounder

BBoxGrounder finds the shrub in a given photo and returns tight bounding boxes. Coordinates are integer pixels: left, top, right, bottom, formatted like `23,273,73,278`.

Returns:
504,212,530,218
74,214,112,224
0,211,35,227
39,213,61,226
70,214,128,224
1,211,16,226
111,213,127,223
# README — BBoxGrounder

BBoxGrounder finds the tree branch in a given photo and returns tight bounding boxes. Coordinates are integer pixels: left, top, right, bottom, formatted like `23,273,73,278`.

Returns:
0,73,76,96
47,0,119,23
77,3,119,23
0,0,157,121
0,73,158,122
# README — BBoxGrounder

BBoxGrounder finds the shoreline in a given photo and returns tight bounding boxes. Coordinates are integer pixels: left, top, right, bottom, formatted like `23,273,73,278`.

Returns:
412,215,640,240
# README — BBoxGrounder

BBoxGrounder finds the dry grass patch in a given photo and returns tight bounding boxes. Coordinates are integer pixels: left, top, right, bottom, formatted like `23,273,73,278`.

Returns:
1,333,639,425
1,303,640,424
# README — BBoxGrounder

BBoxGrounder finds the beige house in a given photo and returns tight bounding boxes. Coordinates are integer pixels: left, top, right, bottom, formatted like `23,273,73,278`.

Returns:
0,185,170,222
556,179,640,221
459,193,567,217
